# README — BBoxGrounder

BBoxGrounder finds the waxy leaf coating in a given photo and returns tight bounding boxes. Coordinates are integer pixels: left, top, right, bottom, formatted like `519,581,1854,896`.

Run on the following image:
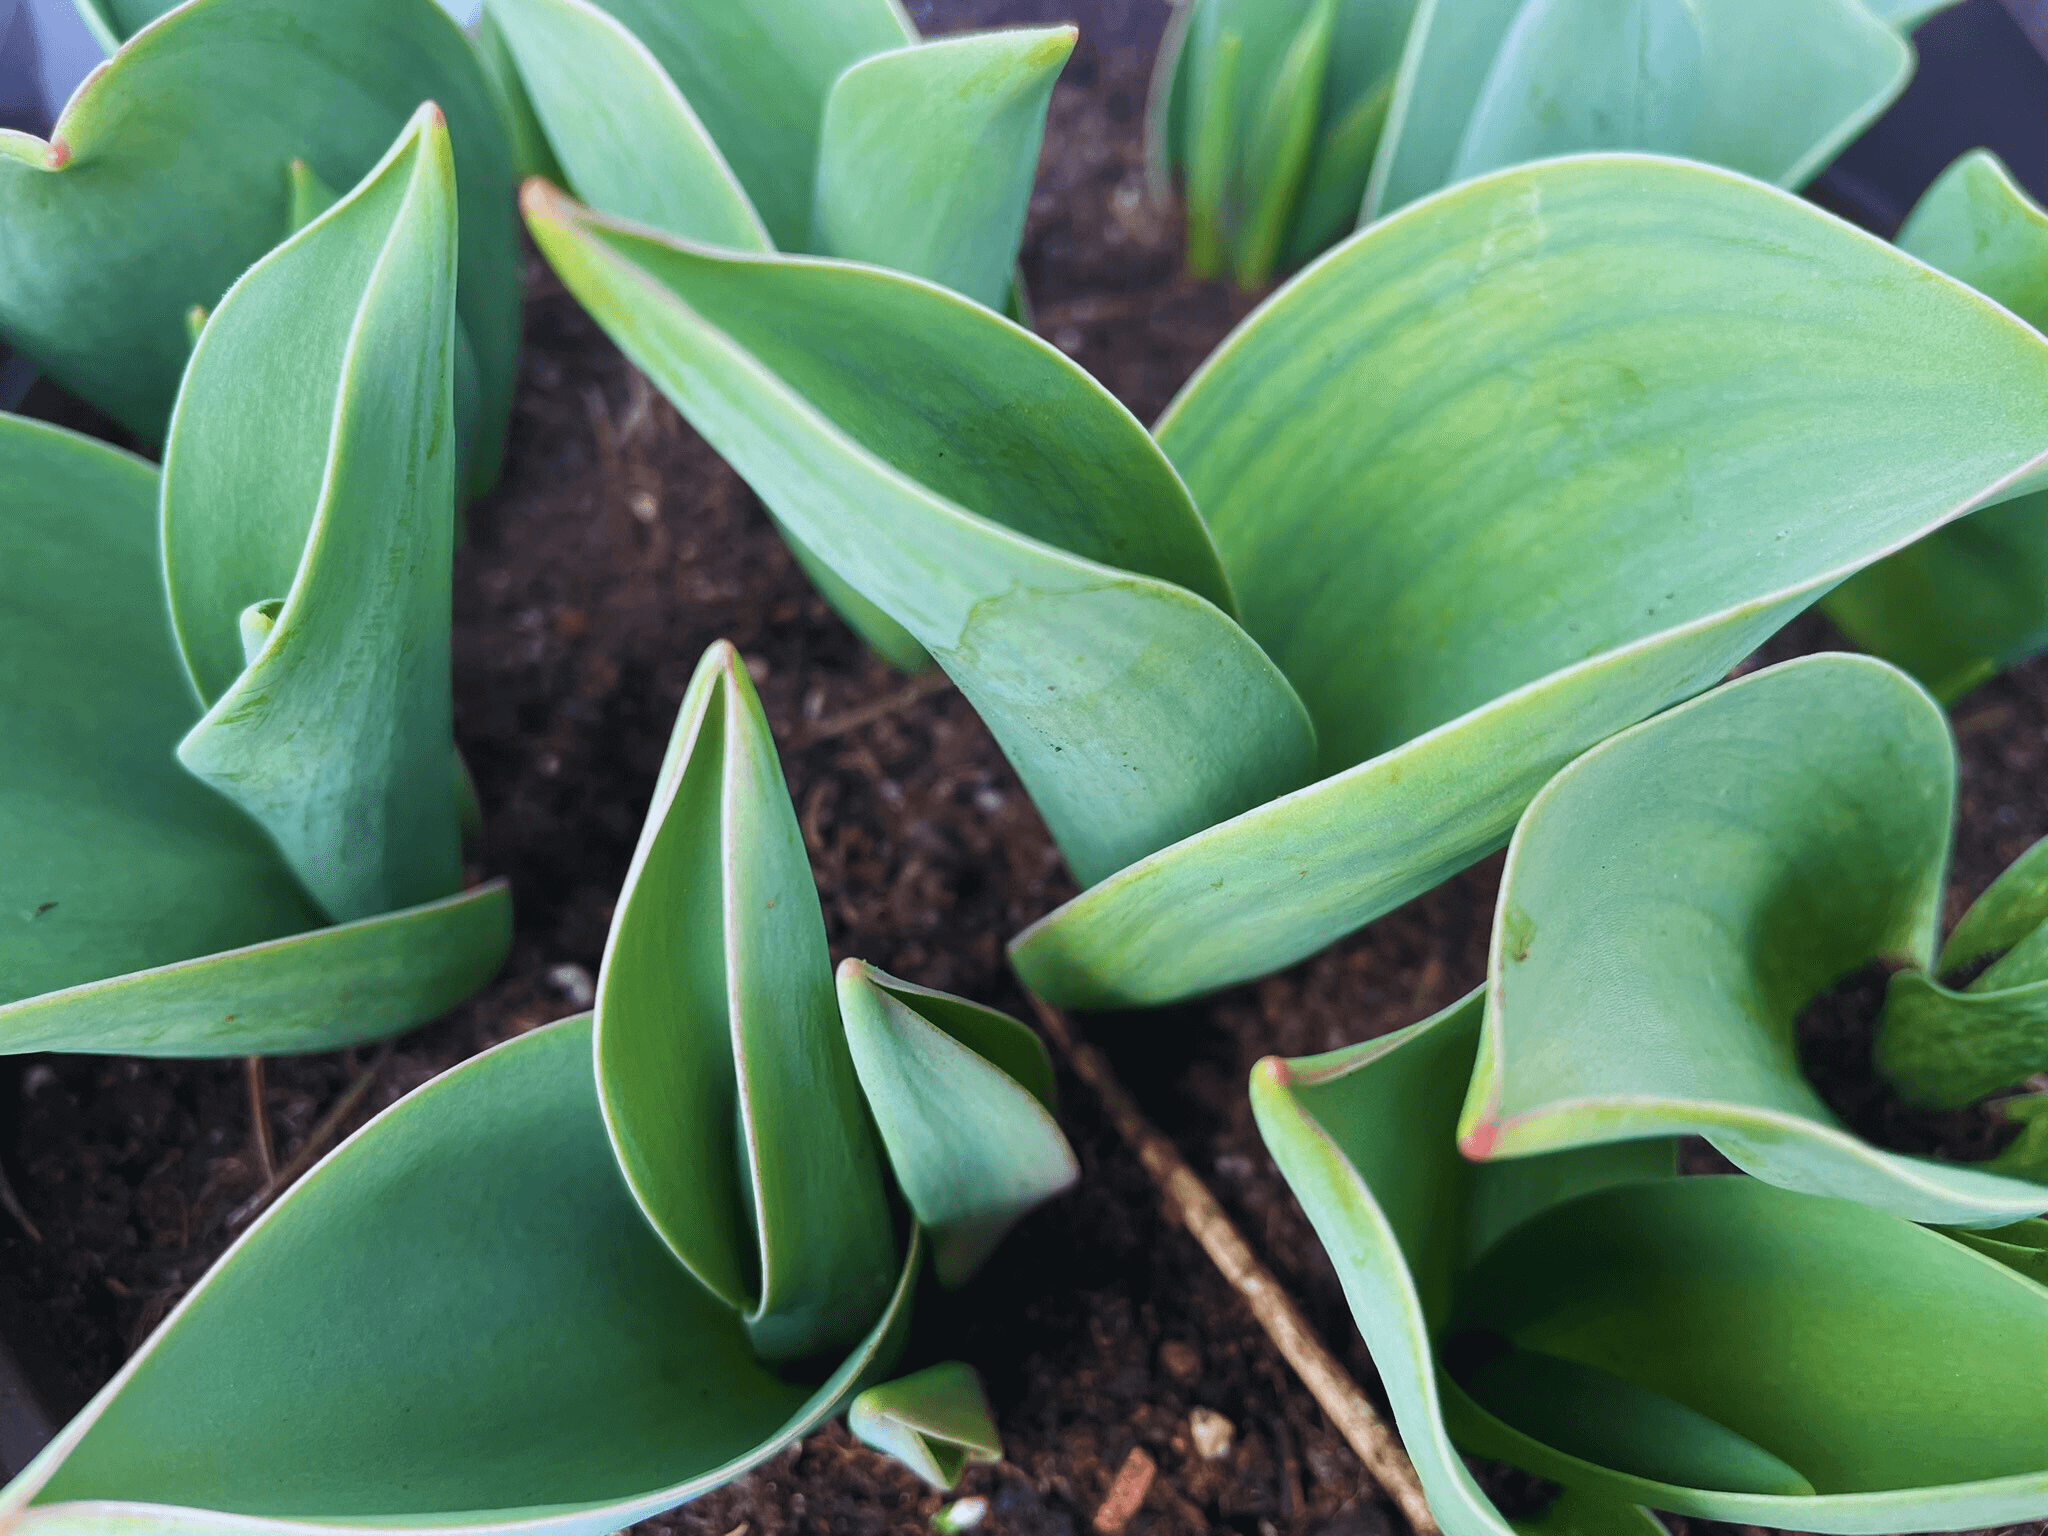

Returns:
0,0,520,495
1012,154,2048,1009
1254,993,2048,1536
0,408,508,1055
595,641,896,1362
0,1016,921,1536
1462,652,2048,1227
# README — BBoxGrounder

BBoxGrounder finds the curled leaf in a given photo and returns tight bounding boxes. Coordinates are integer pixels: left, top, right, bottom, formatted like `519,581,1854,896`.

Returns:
848,1361,1004,1489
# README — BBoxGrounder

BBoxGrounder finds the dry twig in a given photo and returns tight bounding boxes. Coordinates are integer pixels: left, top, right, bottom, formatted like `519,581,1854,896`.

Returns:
795,670,952,746
228,1042,394,1228
1028,994,1440,1536
244,1056,276,1184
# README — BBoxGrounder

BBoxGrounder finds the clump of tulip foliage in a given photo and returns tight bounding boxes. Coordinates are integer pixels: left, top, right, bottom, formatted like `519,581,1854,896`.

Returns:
3,0,2048,1531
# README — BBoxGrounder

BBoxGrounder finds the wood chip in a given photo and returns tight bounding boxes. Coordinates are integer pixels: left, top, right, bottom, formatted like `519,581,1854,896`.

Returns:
1092,1446,1157,1536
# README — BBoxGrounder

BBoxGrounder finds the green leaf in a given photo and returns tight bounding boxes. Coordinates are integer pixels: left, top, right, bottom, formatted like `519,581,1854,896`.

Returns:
1873,968,2048,1110
472,5,568,183
1943,1215,2048,1283
848,1362,1003,1490
1993,1096,2048,1181
837,961,1078,1286
1940,831,2048,972
66,0,168,48
594,641,896,1362
1365,0,1906,220
0,1015,920,1534
1825,152,2048,699
167,105,463,925
1254,994,2048,1535
813,27,1074,313
1232,0,1336,287
524,184,1316,889
1460,652,2048,1224
1012,154,2048,1010
545,0,913,251
485,0,771,251
0,0,520,497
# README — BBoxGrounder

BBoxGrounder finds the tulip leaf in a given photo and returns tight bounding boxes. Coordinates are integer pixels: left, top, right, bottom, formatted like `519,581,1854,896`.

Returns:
0,1015,920,1536
486,0,770,251
0,0,520,496
1256,994,2048,1536
473,6,567,183
848,1362,1003,1490
1365,0,1906,220
813,27,1073,313
1993,1097,2048,1180
1013,154,2048,1010
1232,0,1336,288
525,186,1316,888
838,961,1077,1286
1940,830,2048,972
595,642,896,1362
1825,152,2048,700
1943,1216,2048,1284
168,106,463,926
551,0,913,251
1458,652,2048,1224
67,0,168,47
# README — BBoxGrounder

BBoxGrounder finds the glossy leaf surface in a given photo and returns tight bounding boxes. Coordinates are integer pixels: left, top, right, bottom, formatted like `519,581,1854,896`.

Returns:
1254,994,2048,1535
168,106,462,924
1825,151,2048,700
1013,154,2048,1009
813,27,1073,311
1461,653,2048,1226
848,1362,1003,1490
526,186,1315,888
838,961,1077,1285
594,642,895,1361
0,1016,919,1536
1365,0,1905,219
0,0,520,494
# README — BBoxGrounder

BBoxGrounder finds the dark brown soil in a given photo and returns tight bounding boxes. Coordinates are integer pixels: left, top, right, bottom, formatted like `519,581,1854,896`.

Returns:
5,6,2048,1536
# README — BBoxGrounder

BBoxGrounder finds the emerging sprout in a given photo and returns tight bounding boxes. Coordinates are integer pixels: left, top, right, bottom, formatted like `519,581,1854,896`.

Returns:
0,642,1072,1528
0,108,508,1057
526,152,2048,1011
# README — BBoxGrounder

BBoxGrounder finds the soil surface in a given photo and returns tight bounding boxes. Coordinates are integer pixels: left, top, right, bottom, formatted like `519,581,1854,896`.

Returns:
5,5,2048,1536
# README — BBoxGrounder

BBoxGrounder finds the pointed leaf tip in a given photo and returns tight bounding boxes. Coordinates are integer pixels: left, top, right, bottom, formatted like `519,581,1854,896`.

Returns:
1460,1119,1502,1161
46,140,70,170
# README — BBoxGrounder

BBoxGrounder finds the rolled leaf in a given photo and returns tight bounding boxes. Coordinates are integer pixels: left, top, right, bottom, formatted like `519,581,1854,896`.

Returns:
1013,154,2048,1009
525,184,1317,888
848,1362,1003,1490
1254,994,2048,1536
1939,830,2048,972
1825,151,2048,700
538,0,913,250
813,27,1074,312
594,641,896,1361
837,960,1078,1286
1459,652,2048,1226
1364,0,1906,220
0,1015,920,1536
0,0,520,495
168,105,462,924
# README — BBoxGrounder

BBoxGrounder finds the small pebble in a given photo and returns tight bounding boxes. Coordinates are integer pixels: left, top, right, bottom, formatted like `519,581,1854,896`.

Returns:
933,1496,987,1533
1189,1407,1235,1461
546,962,596,1009
1158,1340,1201,1385
1092,1446,1156,1536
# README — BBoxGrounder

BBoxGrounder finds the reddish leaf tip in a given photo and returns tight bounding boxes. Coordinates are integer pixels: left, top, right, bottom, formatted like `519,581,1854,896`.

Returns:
836,956,873,986
1459,1119,1502,1161
45,139,70,170
1253,1055,1294,1089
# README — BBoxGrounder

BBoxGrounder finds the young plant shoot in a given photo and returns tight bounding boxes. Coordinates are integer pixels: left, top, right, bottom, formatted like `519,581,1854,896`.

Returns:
0,0,520,496
0,107,509,1057
1254,995,2048,1536
0,641,1070,1528
1149,0,1947,286
525,152,2048,1011
485,0,1073,668
1462,652,2048,1228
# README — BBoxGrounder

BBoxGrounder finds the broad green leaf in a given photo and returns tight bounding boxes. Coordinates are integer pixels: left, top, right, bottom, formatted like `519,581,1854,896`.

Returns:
1232,0,1336,287
168,106,462,925
813,27,1074,313
1012,154,2048,1010
0,413,317,999
1365,0,1906,219
1826,152,2048,699
1255,996,2048,1536
837,960,1077,1286
1459,653,2048,1229
557,0,913,251
525,185,1316,888
472,5,567,183
486,0,770,251
0,0,520,496
848,1362,1003,1490
1873,968,2048,1109
594,642,896,1362
1510,1487,1670,1536
0,1015,920,1536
